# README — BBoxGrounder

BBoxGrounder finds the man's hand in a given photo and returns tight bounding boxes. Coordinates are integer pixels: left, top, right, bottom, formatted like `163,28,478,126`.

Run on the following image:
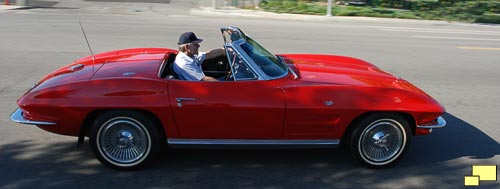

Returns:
201,76,219,81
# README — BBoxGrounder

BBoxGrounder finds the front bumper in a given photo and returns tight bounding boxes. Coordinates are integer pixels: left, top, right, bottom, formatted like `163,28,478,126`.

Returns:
10,108,56,126
416,116,446,129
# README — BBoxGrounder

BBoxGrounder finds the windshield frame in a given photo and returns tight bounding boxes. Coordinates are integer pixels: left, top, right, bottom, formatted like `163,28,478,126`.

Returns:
221,27,289,80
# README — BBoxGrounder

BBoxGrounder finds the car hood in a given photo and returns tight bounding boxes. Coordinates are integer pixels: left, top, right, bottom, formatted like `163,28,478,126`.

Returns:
31,48,175,92
281,54,428,95
282,54,398,86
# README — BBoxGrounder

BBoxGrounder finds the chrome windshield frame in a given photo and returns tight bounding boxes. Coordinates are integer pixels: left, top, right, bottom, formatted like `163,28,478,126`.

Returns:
221,27,289,81
224,42,263,81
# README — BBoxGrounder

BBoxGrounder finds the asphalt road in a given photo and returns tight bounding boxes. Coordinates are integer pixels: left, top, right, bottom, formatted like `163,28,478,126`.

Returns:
1,1,499,188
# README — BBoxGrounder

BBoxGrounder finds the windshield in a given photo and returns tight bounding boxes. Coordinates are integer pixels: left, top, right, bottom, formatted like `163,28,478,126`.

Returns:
240,37,287,77
221,27,288,79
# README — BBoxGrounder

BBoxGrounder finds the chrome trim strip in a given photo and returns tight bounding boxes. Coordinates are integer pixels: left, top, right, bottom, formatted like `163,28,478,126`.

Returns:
10,108,56,126
167,139,340,149
417,116,446,129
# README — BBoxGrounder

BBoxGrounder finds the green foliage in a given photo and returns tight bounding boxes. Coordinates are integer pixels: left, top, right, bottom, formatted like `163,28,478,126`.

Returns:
475,13,500,23
259,0,500,24
259,0,326,14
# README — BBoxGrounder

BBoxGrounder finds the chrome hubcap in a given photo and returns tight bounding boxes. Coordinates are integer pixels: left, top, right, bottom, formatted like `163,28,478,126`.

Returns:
97,117,150,166
372,132,390,151
359,119,406,165
118,131,134,147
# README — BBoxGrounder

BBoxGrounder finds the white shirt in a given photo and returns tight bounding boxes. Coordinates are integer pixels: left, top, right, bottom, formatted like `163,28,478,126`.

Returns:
173,52,206,81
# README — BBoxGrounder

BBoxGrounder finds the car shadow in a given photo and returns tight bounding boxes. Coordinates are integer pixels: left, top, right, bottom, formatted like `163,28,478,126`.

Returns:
0,112,498,188
405,113,500,164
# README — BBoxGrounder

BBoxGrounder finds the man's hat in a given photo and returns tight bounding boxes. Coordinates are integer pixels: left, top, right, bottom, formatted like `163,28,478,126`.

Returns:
178,32,203,45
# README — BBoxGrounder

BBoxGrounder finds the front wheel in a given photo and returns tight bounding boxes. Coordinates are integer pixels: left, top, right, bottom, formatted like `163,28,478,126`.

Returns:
90,110,162,170
348,113,412,168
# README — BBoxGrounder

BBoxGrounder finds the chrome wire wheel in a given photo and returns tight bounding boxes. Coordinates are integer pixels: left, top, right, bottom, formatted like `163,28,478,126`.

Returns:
96,117,151,167
358,119,406,166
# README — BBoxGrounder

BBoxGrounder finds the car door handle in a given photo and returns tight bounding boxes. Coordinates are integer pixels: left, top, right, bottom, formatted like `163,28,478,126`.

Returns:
176,98,197,103
176,98,197,107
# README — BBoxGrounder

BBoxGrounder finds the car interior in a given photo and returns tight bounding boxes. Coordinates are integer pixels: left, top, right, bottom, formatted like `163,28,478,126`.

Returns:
158,52,230,80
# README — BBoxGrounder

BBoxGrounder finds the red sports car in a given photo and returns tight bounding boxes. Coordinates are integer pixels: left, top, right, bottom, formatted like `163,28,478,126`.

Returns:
10,27,446,170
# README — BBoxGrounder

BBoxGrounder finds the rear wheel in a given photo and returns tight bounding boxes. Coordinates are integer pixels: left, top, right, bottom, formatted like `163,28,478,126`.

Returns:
90,110,162,170
348,113,411,168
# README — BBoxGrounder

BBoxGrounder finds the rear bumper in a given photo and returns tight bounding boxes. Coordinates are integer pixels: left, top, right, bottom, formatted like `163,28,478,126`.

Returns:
10,108,56,126
416,116,446,129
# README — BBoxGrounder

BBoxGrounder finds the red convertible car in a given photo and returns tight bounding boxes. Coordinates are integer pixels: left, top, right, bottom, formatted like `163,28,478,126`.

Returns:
11,27,445,170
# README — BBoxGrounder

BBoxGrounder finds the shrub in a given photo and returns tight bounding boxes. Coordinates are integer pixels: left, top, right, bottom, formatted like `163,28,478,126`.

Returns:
475,13,500,24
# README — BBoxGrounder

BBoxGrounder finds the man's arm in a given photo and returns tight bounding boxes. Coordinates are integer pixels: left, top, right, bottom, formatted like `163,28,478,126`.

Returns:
205,48,225,60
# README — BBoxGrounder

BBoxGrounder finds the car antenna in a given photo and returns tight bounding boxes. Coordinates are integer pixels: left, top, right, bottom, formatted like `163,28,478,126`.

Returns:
78,21,95,73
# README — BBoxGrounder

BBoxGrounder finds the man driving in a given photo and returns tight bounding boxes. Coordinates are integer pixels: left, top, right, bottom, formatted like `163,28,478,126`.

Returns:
173,32,225,81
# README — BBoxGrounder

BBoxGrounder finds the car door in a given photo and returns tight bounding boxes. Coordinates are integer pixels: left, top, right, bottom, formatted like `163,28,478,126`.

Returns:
168,79,285,139
169,80,285,139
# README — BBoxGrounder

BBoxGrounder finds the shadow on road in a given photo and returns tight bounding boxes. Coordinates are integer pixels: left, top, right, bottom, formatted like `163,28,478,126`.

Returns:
407,113,499,163
0,113,498,188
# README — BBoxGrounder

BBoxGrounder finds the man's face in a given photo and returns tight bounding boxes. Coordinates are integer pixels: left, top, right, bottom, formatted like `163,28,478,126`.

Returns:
186,42,200,55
